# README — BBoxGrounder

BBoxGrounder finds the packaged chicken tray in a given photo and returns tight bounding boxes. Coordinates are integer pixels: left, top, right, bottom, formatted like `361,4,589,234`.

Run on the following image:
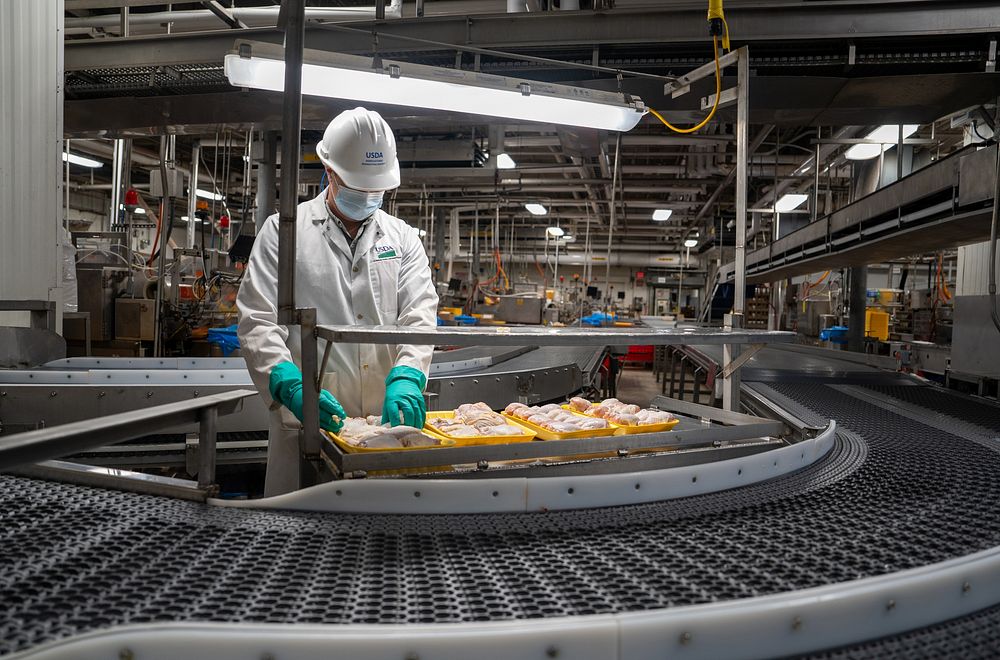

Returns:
563,397,680,435
325,416,457,454
425,403,537,444
501,402,619,441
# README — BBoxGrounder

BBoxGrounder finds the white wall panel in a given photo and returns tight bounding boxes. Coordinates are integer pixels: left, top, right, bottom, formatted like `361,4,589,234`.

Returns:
0,0,63,321
957,241,999,297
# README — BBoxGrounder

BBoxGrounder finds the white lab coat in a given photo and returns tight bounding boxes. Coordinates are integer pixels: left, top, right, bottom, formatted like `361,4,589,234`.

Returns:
237,191,438,495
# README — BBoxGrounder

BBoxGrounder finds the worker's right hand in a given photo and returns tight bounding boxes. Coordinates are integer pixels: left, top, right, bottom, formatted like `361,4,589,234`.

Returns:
269,361,346,433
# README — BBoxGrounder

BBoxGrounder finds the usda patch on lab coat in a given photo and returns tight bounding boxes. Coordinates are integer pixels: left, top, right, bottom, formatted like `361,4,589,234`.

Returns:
374,243,400,260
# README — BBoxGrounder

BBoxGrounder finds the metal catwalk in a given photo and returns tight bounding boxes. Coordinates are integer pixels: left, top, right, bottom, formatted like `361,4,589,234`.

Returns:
1,354,1000,657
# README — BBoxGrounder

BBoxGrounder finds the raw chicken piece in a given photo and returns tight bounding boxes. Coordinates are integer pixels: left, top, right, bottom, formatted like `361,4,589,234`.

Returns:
589,405,612,419
465,412,503,426
491,425,524,436
505,402,529,415
537,404,562,413
636,410,673,425
358,435,405,449
610,413,640,426
547,422,577,433
403,433,440,448
569,397,591,412
447,426,480,437
579,418,608,430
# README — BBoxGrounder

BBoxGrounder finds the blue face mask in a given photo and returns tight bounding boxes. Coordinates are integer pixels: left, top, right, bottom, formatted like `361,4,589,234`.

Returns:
333,185,384,221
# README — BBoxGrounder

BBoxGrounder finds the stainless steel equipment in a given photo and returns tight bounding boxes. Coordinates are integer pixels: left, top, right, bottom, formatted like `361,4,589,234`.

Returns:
75,267,128,341
115,298,155,340
496,295,544,324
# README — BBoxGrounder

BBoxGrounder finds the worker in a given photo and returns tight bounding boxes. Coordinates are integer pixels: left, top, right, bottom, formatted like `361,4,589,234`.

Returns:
237,108,438,496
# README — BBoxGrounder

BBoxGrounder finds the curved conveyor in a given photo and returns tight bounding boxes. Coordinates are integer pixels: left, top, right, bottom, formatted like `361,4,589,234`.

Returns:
2,353,1000,658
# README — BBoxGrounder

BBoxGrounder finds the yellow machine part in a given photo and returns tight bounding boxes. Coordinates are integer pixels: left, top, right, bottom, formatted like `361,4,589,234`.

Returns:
865,310,890,341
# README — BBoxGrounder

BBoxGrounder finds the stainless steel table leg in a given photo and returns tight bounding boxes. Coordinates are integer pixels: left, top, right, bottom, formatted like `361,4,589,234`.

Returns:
197,405,218,489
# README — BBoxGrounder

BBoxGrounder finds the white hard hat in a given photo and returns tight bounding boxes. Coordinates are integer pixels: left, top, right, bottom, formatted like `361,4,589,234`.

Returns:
315,107,400,191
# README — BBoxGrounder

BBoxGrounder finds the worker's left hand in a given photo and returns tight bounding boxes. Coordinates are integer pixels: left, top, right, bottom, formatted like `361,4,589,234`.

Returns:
382,366,427,428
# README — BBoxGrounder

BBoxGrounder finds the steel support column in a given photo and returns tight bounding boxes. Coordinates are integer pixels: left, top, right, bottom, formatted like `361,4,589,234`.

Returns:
277,0,304,326
723,47,750,412
255,130,277,233
186,140,200,248
848,265,868,352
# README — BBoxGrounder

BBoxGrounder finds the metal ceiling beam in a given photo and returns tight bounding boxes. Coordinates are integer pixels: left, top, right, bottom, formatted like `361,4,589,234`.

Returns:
66,0,170,8
200,1,248,30
65,1,1000,71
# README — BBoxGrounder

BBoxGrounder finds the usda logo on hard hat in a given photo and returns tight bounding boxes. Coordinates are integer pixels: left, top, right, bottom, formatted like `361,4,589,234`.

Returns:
364,151,385,167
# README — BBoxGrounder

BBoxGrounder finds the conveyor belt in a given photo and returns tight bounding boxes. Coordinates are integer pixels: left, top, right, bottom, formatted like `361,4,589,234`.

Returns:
799,602,1000,659
3,349,1000,655
860,384,1000,435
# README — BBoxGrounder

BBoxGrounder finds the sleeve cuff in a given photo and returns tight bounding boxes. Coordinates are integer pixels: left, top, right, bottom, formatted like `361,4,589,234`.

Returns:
386,364,427,390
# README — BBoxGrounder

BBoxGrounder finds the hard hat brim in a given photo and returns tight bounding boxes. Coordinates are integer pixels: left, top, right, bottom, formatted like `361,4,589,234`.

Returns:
316,142,401,192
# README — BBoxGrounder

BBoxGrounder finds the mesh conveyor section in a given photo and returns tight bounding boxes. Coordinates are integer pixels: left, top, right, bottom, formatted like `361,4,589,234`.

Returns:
861,385,1000,435
796,601,1000,659
3,382,1000,655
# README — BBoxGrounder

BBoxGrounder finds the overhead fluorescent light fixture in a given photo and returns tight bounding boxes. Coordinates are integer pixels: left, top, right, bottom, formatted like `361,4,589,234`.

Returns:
846,124,919,161
182,216,190,221
546,226,565,237
683,238,698,248
651,209,672,222
63,152,102,168
195,188,224,201
775,193,808,213
526,203,548,216
496,153,516,169
225,40,647,132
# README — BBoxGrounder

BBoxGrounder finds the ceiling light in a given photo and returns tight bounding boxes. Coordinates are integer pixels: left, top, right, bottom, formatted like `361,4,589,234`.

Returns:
62,152,102,168
225,41,647,132
652,209,673,222
497,153,516,169
182,216,190,221
526,203,548,216
775,193,808,213
684,238,698,248
134,207,145,215
546,226,565,237
195,188,224,201
845,124,920,161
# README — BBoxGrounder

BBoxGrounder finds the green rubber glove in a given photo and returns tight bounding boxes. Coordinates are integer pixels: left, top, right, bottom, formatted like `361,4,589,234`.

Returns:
381,365,427,428
268,361,346,433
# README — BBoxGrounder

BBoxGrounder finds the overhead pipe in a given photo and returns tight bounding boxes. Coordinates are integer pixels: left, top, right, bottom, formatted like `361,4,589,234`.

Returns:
449,251,700,269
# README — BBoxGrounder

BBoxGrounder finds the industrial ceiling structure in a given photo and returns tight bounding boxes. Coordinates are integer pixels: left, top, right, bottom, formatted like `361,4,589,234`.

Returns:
61,0,1000,270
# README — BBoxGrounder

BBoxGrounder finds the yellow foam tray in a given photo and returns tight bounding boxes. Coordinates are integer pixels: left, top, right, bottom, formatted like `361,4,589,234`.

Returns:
323,428,456,454
560,404,680,435
501,409,618,441
424,411,537,444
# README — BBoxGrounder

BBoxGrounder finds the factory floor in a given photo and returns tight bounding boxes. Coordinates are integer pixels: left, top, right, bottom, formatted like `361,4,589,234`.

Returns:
615,366,662,407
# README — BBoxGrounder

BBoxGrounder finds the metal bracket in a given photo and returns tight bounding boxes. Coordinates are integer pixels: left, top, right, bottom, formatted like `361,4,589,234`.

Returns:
721,343,765,379
201,0,248,29
701,86,738,111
